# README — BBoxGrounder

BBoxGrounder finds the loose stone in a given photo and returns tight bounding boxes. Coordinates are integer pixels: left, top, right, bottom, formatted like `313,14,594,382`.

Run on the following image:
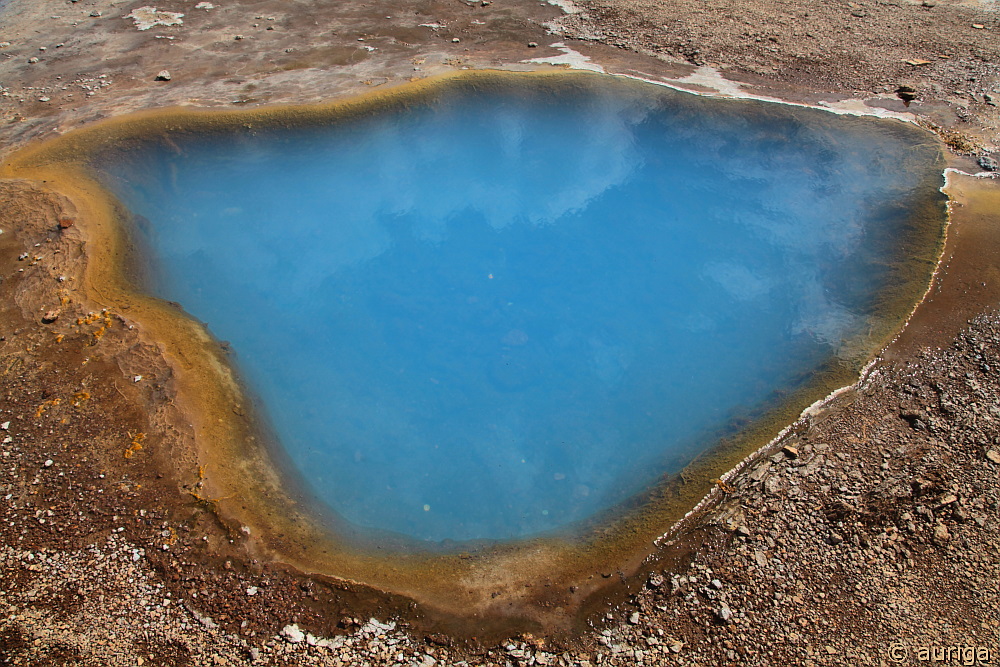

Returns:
715,604,733,624
281,624,305,643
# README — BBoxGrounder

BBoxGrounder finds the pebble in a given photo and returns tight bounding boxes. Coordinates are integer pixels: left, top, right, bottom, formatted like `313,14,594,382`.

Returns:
715,604,733,624
281,624,305,643
937,493,958,507
155,70,172,81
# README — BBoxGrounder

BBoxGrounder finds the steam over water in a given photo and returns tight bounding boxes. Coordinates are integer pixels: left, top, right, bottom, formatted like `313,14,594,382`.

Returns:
96,78,942,543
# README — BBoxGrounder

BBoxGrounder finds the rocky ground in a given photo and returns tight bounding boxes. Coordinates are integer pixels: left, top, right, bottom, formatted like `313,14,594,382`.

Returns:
555,0,1000,151
1,0,999,665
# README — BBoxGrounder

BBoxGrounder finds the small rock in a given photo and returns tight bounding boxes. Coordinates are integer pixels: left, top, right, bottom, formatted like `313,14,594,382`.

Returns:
647,572,665,588
43,459,53,467
528,41,538,47
452,37,461,43
628,611,640,624
979,156,998,172
281,624,305,643
715,604,733,624
936,493,958,507
782,445,799,458
41,310,60,324
28,57,39,64
986,449,1000,464
90,10,101,17
972,23,984,29
933,522,950,543
828,532,844,545
246,586,258,596
155,70,171,81
58,216,74,229
711,579,723,590
749,462,770,481
921,0,935,6
896,85,917,103
234,34,245,40
764,475,786,495
127,7,184,30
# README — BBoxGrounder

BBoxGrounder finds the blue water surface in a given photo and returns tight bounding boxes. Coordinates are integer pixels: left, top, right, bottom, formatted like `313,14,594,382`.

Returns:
98,80,933,542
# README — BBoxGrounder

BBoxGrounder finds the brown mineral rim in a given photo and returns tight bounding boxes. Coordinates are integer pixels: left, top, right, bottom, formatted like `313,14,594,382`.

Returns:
0,68,964,636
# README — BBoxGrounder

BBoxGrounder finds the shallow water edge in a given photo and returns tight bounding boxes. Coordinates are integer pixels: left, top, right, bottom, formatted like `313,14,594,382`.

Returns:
0,69,952,629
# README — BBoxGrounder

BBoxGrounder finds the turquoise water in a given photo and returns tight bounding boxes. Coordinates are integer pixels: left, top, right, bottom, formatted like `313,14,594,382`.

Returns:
96,79,938,543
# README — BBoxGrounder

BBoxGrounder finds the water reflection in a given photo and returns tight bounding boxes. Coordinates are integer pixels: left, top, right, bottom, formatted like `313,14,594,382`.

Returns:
96,79,941,542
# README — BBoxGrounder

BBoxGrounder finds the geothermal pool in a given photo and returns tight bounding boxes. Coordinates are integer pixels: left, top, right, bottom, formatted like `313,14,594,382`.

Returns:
94,77,943,544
